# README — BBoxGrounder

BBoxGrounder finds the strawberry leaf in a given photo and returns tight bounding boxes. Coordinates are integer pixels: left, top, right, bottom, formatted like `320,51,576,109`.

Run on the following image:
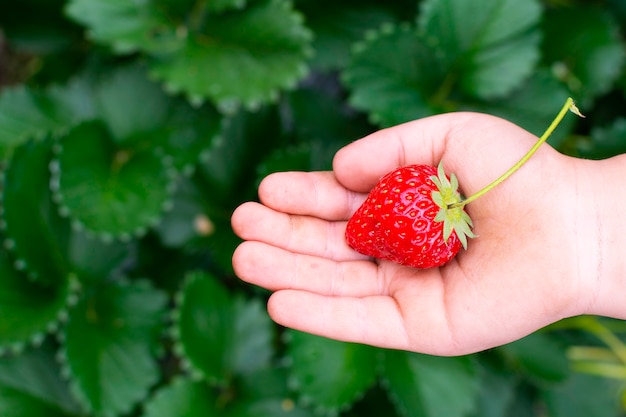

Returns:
343,23,445,127
67,0,312,109
64,0,174,54
0,79,95,156
60,279,168,417
498,332,569,384
381,351,479,417
0,345,83,416
542,6,626,102
577,118,626,160
0,386,78,417
297,0,403,71
0,250,76,355
229,367,316,417
149,0,312,110
1,138,72,284
90,64,222,174
469,70,574,149
173,271,274,384
67,229,135,284
51,121,177,239
286,330,378,414
143,378,219,417
542,372,624,417
418,0,542,99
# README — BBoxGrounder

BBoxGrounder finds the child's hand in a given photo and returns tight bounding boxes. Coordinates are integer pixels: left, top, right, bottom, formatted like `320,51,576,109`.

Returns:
232,112,616,355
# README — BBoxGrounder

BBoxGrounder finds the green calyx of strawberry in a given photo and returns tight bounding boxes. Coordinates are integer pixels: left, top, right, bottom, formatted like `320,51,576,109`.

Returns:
430,97,584,250
430,162,476,249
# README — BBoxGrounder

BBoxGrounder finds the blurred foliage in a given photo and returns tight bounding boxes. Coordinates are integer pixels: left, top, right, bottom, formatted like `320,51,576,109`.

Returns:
0,0,626,416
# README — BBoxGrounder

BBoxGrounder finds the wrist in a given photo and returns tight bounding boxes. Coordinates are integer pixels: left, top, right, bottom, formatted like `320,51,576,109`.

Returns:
575,153,626,319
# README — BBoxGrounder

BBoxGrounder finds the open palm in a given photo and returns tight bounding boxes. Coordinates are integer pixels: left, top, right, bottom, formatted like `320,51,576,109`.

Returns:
232,112,598,355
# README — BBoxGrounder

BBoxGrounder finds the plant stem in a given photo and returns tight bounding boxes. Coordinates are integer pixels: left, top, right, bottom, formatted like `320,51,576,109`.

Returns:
450,97,584,209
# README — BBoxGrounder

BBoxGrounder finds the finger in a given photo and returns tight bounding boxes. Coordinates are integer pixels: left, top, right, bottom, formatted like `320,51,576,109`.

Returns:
231,202,361,260
232,241,380,296
268,290,413,351
333,112,538,193
258,171,364,220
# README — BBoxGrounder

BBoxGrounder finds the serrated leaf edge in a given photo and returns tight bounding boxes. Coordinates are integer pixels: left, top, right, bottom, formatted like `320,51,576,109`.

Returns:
49,129,179,242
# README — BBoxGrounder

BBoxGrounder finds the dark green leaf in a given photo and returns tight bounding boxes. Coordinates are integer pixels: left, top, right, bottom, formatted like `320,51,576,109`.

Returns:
93,65,171,144
1,138,71,284
64,0,175,54
0,83,90,156
198,105,284,206
228,367,316,417
149,0,312,110
174,271,274,384
297,1,401,71
67,229,134,283
418,0,543,99
468,364,517,417
286,330,378,415
343,23,444,127
143,378,220,417
153,178,207,248
542,372,624,417
0,344,83,416
542,6,626,101
499,332,570,384
468,70,574,149
0,250,75,354
381,351,478,417
0,386,77,417
581,118,626,160
60,279,168,417
52,120,177,239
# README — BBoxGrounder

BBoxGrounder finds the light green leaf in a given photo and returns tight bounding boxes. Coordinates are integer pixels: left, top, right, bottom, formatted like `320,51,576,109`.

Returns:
381,351,479,417
174,271,274,384
1,138,71,284
150,0,312,110
60,279,168,417
0,250,76,355
343,23,444,127
52,120,177,239
418,0,542,99
286,330,378,415
542,6,626,101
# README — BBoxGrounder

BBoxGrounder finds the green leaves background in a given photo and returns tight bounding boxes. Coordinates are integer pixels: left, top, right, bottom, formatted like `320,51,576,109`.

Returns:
1,0,626,416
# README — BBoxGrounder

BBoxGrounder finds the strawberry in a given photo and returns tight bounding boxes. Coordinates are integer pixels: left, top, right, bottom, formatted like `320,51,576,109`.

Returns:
345,97,584,269
345,163,475,269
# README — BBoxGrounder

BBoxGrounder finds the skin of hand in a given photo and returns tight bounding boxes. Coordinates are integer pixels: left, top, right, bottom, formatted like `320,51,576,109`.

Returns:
231,111,626,356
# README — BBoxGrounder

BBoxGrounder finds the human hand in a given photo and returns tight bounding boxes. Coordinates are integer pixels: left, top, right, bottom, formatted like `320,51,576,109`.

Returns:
231,112,612,355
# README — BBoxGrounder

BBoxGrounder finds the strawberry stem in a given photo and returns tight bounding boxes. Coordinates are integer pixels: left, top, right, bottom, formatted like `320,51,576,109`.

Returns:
450,97,584,209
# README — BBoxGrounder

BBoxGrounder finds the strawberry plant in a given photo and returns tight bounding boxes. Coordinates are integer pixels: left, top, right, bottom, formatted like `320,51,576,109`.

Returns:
1,0,626,416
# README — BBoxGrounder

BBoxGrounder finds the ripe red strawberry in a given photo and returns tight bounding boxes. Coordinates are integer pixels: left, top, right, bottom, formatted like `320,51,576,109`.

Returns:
344,98,583,269
345,163,475,269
